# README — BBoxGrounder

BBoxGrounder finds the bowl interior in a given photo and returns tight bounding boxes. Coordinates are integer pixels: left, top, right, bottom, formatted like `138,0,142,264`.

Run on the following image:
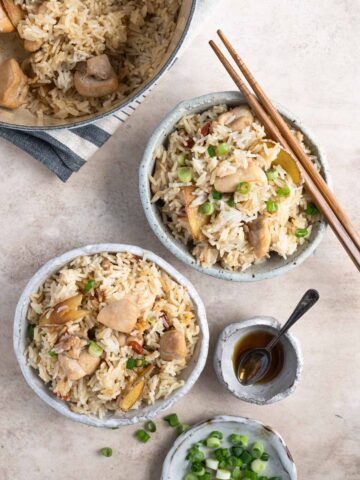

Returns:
140,91,330,281
161,416,297,479
218,320,300,404
0,0,195,129
14,244,208,427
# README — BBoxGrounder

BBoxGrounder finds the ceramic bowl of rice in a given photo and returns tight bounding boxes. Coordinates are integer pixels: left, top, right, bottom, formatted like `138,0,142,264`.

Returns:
13,243,208,427
139,91,331,282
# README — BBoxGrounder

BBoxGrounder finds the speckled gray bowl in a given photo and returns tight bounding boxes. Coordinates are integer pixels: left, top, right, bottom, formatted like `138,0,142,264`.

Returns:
13,244,209,428
214,317,303,405
139,91,331,282
161,415,297,479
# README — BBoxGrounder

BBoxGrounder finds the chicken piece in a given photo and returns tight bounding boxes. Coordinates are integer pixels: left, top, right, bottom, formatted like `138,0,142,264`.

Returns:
97,295,140,333
0,58,28,109
74,54,118,97
39,294,86,326
1,0,23,27
214,160,267,193
247,216,271,258
0,2,14,32
52,334,87,359
182,186,209,241
59,350,100,381
159,330,187,361
218,106,254,132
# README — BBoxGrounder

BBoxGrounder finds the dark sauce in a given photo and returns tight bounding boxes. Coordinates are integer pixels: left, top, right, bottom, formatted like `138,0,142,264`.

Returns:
233,330,284,385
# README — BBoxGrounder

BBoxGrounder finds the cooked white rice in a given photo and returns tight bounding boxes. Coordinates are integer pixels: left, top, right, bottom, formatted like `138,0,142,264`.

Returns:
25,252,199,418
15,0,182,118
150,105,320,272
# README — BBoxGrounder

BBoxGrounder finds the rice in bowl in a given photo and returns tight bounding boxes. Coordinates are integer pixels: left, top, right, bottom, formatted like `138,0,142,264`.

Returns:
150,104,321,272
25,251,199,418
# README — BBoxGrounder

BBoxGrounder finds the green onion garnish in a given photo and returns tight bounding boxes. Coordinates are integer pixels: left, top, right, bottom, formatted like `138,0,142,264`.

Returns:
27,324,35,340
212,191,223,200
266,168,279,181
277,186,291,196
84,279,96,292
164,413,180,427
177,153,186,165
295,228,309,238
88,341,103,358
206,436,221,448
126,358,136,370
207,146,216,157
199,202,214,216
100,447,112,457
145,420,156,433
266,200,278,213
250,441,264,458
236,181,251,194
217,142,230,156
305,202,318,215
227,197,235,208
135,358,147,368
177,166,193,183
177,423,189,435
261,452,270,461
210,431,224,439
135,429,150,443
48,350,57,358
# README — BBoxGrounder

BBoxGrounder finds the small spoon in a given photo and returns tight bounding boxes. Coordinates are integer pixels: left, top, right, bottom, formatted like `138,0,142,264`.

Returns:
237,289,320,386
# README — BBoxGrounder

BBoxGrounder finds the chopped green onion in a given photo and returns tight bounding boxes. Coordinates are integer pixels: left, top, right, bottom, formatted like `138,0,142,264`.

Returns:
261,452,269,461
27,324,35,340
184,474,198,480
191,462,205,476
251,441,264,459
210,431,224,440
230,434,249,447
236,182,251,195
218,460,228,470
243,471,257,480
231,446,244,458
240,450,252,464
111,427,119,430
268,477,282,480
266,200,278,213
186,448,205,462
135,429,150,443
215,448,230,461
228,456,242,468
48,350,57,358
295,228,309,238
251,459,266,474
100,447,112,457
217,143,230,156
206,458,219,470
305,202,318,215
277,186,291,197
177,167,193,183
216,469,231,480
227,197,235,208
208,146,216,157
231,466,242,479
266,168,279,181
135,358,147,368
126,358,136,369
206,436,221,448
201,472,212,480
177,424,189,435
164,413,180,427
84,279,96,292
199,202,214,216
145,420,156,433
88,341,103,358
178,153,187,165
212,191,223,200
259,477,270,480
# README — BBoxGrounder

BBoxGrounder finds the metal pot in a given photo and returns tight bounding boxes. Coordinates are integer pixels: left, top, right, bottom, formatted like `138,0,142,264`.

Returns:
0,0,196,130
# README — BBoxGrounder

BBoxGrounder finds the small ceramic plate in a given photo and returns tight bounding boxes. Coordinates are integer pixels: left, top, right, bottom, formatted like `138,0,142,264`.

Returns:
161,415,297,479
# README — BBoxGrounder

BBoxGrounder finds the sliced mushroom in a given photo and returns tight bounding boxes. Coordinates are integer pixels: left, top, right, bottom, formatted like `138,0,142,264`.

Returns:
20,57,35,78
39,294,86,326
74,54,118,98
24,39,42,52
0,58,28,109
214,160,267,193
97,295,140,333
1,0,23,27
218,106,254,132
0,2,14,32
58,350,100,381
247,216,271,258
159,330,187,361
182,185,209,241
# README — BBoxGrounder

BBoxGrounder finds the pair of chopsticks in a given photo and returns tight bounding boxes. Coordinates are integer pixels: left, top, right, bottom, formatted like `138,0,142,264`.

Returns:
209,30,360,271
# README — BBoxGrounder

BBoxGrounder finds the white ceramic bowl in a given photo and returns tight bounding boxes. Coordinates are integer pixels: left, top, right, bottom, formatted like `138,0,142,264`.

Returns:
13,244,209,428
214,317,303,405
139,91,331,282
161,415,297,479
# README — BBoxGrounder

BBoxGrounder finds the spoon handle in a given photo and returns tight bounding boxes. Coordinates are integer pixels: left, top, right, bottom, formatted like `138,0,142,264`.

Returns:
266,289,320,351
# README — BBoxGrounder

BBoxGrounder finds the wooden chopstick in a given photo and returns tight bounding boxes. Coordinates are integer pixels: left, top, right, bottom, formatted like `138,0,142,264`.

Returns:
209,36,360,271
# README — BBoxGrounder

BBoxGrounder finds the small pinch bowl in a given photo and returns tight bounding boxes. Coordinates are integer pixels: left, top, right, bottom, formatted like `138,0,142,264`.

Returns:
139,91,331,282
214,317,303,405
13,243,209,428
161,415,297,479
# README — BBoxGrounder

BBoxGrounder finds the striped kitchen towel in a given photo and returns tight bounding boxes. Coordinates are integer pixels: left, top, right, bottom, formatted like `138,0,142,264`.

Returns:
0,0,219,182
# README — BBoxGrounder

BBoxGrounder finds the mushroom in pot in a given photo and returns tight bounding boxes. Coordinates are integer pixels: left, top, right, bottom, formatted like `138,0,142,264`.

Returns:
74,54,118,98
97,295,140,333
0,58,28,109
218,106,254,133
246,215,271,258
214,159,267,193
159,330,187,361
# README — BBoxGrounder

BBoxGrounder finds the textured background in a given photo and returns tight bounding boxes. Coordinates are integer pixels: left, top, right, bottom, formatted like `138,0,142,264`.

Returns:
1,0,359,479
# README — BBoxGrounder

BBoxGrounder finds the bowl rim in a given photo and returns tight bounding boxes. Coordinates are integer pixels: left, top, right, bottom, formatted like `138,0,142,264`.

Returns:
13,243,209,428
0,1,197,131
213,316,303,405
139,90,331,282
161,414,297,479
